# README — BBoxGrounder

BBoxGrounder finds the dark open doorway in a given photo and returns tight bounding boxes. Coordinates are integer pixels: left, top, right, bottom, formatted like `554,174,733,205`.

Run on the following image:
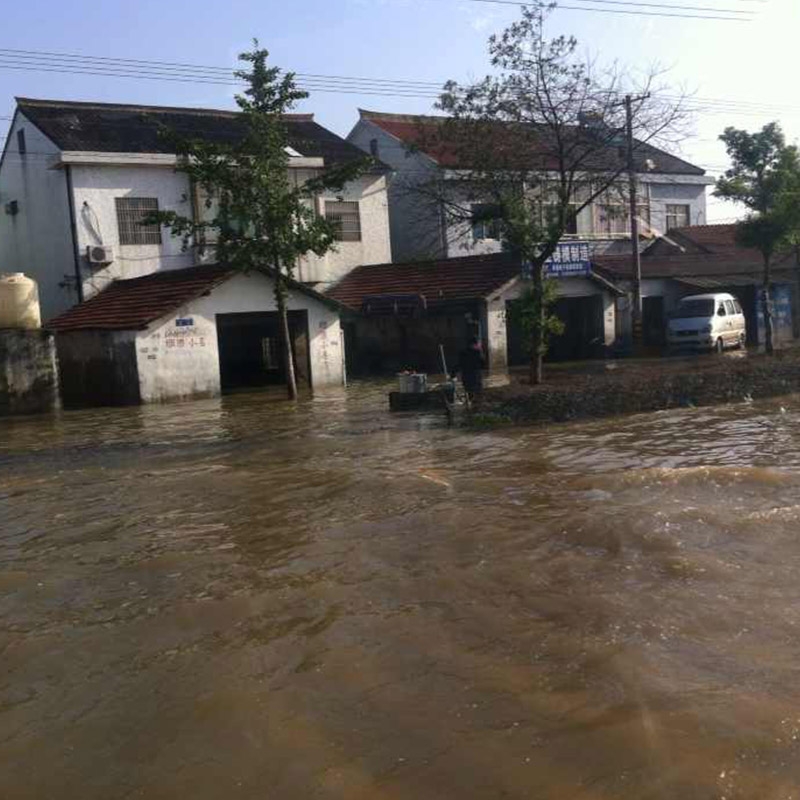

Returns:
506,294,605,364
216,311,311,392
643,296,666,347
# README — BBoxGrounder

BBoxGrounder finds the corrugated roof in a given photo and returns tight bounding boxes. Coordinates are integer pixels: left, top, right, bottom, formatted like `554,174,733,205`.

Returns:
17,98,379,169
326,252,522,310
47,264,341,332
359,109,706,176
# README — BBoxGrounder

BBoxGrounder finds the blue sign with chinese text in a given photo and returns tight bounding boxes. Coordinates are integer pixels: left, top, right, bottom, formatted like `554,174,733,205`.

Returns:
523,242,592,279
544,242,591,277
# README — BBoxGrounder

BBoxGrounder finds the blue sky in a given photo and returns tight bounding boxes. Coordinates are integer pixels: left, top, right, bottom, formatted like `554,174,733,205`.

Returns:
1,0,797,221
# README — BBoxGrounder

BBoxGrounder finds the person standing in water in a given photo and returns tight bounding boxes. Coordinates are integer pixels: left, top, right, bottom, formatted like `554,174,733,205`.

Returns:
451,336,485,401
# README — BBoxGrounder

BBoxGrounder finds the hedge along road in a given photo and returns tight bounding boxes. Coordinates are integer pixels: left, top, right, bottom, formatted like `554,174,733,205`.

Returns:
2,382,800,799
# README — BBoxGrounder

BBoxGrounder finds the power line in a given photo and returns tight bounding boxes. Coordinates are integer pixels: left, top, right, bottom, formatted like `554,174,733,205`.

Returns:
435,0,753,20
3,47,800,119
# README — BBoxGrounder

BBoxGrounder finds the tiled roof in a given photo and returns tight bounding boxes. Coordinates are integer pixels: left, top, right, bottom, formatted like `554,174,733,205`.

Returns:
16,98,378,168
359,109,706,176
326,252,522,310
593,249,794,282
47,265,235,331
597,223,797,281
47,264,340,332
667,223,741,252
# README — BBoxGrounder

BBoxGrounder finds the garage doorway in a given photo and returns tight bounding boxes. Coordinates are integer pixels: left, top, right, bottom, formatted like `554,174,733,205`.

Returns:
506,294,605,364
216,311,311,391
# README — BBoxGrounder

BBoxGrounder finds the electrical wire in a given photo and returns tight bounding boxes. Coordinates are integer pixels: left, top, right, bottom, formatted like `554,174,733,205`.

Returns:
3,47,799,121
431,0,753,19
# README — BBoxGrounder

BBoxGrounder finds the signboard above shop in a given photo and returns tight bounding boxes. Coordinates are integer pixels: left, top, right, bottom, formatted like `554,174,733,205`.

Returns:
522,242,592,279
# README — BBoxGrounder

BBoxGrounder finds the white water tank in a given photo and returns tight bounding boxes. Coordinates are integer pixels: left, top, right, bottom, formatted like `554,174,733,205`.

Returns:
0,273,41,330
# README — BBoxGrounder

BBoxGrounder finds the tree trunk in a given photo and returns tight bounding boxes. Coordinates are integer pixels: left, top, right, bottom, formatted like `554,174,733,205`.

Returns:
275,274,298,400
763,255,774,355
529,261,545,385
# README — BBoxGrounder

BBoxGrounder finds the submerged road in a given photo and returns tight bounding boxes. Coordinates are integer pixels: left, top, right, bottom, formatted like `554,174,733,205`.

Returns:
2,383,800,798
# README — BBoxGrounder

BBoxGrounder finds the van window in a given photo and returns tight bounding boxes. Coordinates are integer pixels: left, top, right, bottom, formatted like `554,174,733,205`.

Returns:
675,298,714,318
725,300,735,315
733,298,743,314
717,303,727,317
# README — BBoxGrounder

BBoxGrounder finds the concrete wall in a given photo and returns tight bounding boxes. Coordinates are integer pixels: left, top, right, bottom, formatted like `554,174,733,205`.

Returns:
646,180,708,235
0,113,77,321
71,164,389,296
347,120,711,263
135,271,344,402
348,120,445,262
70,164,196,298
297,173,392,287
488,276,617,369
0,329,59,414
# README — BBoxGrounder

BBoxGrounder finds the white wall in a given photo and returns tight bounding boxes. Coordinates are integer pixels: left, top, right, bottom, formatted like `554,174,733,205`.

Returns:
647,181,708,234
297,173,392,286
0,113,77,321
486,275,616,369
135,271,344,402
72,163,390,296
70,164,196,299
347,118,712,264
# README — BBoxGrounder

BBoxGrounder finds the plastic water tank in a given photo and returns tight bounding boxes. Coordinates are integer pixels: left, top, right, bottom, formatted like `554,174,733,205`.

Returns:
0,273,41,330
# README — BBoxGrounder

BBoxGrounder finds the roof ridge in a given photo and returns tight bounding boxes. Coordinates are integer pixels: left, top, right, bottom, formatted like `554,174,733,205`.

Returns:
16,97,314,121
359,109,447,124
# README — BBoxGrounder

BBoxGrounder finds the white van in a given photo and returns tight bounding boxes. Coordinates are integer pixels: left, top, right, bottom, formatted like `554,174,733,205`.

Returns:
666,292,747,353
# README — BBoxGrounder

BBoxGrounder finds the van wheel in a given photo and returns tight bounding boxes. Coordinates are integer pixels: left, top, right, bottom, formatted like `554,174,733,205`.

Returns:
715,337,724,354
738,332,746,350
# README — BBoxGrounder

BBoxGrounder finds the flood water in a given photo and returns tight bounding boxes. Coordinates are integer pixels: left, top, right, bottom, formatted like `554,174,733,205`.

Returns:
4,384,800,798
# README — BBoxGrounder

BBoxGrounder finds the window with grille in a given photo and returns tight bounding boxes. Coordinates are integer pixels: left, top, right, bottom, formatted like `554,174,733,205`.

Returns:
115,197,162,245
666,204,691,231
325,200,361,242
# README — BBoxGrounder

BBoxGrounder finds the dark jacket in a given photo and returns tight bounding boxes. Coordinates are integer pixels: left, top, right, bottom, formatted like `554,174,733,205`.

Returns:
453,345,485,390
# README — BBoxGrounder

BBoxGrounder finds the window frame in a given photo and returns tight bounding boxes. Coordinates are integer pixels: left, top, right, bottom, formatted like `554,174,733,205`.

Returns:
115,197,163,246
325,199,362,243
471,203,503,242
665,203,691,231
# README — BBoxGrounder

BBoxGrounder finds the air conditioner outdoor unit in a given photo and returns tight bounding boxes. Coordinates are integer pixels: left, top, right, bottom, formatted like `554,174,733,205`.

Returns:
86,245,113,265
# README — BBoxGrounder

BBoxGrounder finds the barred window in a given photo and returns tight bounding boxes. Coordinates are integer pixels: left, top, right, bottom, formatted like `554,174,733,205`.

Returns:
325,200,361,242
115,197,162,245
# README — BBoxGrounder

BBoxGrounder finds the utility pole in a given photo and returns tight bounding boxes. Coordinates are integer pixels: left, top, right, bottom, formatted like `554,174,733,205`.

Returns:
625,94,643,349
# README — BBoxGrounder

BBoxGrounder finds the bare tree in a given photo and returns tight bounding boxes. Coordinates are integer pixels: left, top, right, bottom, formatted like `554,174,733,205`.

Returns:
407,2,690,383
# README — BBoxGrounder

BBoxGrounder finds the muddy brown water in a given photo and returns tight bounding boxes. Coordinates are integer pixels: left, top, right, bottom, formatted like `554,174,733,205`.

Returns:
3,384,800,798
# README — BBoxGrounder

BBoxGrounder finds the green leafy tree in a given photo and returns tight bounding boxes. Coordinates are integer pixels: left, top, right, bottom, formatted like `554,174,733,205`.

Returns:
406,2,687,384
716,123,800,354
149,43,368,399
507,279,564,359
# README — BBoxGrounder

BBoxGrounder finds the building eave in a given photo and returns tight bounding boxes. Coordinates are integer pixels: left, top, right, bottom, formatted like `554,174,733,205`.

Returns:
51,151,326,169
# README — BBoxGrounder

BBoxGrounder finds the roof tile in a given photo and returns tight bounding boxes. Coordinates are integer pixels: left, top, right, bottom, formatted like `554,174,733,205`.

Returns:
326,252,521,310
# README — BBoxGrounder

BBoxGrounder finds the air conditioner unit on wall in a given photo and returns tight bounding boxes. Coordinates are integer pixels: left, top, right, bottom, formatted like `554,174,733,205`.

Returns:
86,245,113,265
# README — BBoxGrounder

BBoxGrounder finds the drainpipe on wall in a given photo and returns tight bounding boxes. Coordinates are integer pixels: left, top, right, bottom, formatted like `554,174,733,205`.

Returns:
65,165,84,303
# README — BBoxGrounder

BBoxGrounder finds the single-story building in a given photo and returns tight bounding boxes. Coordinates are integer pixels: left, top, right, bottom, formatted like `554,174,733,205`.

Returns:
594,224,800,348
327,251,622,374
48,264,346,407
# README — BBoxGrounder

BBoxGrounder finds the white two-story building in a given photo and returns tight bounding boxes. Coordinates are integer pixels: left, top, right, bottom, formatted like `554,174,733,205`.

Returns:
348,109,713,264
0,98,393,403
